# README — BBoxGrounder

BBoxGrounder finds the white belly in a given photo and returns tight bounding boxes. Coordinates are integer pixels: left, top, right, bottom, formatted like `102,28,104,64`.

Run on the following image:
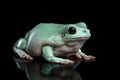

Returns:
52,42,84,56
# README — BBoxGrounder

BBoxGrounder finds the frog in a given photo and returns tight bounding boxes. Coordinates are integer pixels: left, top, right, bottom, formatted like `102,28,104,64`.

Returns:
13,22,95,64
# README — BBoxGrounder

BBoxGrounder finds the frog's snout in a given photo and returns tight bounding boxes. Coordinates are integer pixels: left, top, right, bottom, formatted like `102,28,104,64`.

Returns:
82,29,91,38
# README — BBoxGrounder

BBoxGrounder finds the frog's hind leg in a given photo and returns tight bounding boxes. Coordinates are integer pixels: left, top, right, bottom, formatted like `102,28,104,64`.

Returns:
13,38,33,61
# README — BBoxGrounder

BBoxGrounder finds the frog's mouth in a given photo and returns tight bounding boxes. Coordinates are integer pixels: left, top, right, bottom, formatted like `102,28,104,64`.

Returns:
63,37,90,41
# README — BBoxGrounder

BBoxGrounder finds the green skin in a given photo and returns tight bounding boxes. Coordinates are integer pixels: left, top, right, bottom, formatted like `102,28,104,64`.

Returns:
13,22,95,64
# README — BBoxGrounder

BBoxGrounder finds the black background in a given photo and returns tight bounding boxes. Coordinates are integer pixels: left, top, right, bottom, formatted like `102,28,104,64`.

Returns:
1,2,115,80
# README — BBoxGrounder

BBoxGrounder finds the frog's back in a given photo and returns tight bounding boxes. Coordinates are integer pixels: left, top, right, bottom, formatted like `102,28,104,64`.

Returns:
25,23,66,57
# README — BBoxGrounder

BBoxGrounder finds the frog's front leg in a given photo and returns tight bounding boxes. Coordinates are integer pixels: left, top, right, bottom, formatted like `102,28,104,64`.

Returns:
13,38,33,61
75,49,95,61
42,46,74,64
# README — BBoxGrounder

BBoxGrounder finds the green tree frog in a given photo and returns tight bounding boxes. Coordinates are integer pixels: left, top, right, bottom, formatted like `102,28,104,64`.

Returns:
13,22,95,64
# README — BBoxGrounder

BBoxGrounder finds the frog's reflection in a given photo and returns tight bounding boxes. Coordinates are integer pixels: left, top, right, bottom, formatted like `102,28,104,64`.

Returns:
15,59,82,80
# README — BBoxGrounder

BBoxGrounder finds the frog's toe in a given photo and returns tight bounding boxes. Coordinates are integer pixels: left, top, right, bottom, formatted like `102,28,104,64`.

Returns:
26,55,33,61
83,55,95,61
69,60,75,64
84,57,91,61
75,53,82,59
88,55,96,60
19,55,26,59
19,53,33,61
59,59,75,64
19,54,26,59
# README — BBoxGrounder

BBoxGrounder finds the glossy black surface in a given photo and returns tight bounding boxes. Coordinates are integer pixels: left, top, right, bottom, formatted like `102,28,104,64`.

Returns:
14,59,83,80
3,57,96,80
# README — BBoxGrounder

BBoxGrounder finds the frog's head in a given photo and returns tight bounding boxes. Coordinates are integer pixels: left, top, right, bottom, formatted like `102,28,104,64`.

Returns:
62,22,91,42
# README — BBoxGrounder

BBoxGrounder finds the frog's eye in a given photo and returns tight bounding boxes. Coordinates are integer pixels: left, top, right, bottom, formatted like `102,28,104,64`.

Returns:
67,27,76,34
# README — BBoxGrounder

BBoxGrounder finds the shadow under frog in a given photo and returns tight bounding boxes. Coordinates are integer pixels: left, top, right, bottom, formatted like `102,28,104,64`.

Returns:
14,59,82,80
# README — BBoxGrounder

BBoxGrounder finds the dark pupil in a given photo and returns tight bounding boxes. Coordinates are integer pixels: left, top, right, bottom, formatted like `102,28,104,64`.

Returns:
68,27,76,34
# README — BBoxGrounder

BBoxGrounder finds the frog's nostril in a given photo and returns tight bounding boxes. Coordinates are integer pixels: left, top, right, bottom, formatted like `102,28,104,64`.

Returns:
83,30,87,33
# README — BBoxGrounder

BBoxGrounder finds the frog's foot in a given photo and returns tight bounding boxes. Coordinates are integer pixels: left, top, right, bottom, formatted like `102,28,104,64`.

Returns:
75,53,95,61
82,55,96,61
57,59,75,65
45,56,75,65
17,49,33,61
19,53,33,61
